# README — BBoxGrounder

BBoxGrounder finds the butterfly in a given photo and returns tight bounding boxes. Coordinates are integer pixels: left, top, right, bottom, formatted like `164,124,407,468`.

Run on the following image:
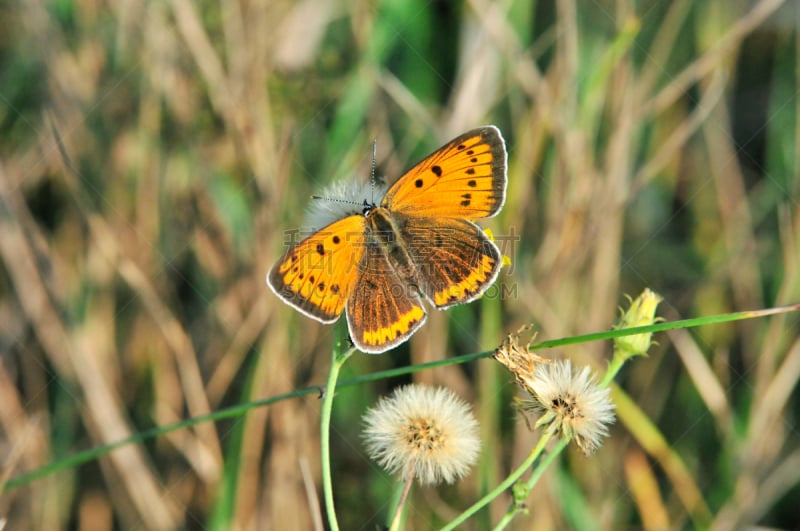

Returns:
267,126,507,353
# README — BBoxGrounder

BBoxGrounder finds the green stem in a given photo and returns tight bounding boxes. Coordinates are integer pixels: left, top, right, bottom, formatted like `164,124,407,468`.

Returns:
601,350,627,387
442,431,554,531
492,437,570,530
388,468,415,531
320,333,356,531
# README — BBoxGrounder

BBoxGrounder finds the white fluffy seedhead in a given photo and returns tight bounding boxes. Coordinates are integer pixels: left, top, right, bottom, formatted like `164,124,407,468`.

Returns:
304,178,389,230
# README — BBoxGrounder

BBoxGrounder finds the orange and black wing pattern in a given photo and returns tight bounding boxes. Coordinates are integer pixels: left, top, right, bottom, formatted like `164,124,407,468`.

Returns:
346,243,427,353
399,215,503,308
267,215,366,323
381,126,507,220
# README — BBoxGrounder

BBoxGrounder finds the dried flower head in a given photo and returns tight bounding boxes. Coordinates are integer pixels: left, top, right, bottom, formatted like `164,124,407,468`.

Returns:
524,360,616,455
361,384,481,486
493,324,548,388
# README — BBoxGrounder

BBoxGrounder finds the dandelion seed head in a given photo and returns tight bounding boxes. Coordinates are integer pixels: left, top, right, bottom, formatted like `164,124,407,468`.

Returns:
305,179,388,230
525,360,616,455
362,384,481,486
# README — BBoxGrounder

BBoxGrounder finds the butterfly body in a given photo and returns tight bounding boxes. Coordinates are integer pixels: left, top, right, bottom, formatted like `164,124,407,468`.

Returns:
268,126,508,353
364,207,417,283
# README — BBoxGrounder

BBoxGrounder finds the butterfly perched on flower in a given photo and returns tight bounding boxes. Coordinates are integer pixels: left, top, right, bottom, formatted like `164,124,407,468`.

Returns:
267,126,508,353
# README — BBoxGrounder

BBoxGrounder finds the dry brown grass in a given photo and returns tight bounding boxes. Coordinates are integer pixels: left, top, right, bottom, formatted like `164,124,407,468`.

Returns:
1,0,799,529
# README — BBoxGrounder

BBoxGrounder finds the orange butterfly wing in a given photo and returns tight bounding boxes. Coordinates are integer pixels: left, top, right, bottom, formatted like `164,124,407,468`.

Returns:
346,244,427,353
397,215,503,308
381,126,507,220
267,215,366,323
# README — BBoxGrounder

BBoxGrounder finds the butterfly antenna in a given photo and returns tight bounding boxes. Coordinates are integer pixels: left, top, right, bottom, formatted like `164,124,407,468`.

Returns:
309,194,361,205
309,138,379,208
370,138,377,204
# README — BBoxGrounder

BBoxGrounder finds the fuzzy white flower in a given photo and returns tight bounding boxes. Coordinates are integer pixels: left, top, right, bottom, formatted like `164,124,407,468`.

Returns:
305,178,389,230
524,360,616,455
362,384,481,486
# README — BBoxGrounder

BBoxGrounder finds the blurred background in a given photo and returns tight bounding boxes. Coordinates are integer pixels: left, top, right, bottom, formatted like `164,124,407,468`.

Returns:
1,0,799,529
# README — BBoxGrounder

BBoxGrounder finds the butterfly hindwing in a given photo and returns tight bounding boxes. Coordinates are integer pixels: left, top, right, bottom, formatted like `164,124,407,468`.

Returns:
267,215,367,323
381,126,507,220
346,243,427,353
398,215,503,308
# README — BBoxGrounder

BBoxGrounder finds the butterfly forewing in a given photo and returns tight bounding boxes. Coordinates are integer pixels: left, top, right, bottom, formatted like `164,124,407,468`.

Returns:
398,216,503,308
381,126,507,220
346,244,427,353
267,215,367,323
